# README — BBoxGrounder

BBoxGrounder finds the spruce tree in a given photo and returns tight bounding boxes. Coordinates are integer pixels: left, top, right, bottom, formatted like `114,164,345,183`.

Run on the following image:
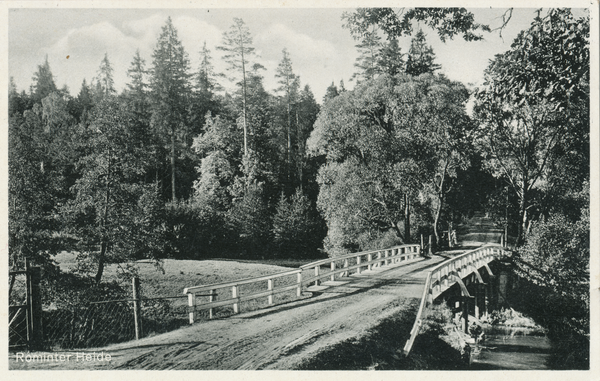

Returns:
31,55,57,103
350,26,382,83
275,48,300,193
378,38,405,76
406,29,441,76
94,53,116,99
126,49,148,116
149,17,192,201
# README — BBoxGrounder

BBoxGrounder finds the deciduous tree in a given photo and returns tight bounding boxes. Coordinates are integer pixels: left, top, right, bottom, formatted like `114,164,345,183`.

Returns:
474,8,589,245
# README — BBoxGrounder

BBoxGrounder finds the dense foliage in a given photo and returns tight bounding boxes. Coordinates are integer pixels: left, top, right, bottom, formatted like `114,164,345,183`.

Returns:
308,73,474,255
9,17,325,283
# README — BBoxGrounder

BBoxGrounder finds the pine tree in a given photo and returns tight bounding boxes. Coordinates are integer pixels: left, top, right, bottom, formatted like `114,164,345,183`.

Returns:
197,41,222,95
94,53,116,99
406,29,441,76
190,41,222,137
126,49,148,116
272,189,323,257
217,18,257,155
75,79,94,124
31,55,57,103
378,38,405,76
350,26,382,83
149,17,192,202
275,48,300,193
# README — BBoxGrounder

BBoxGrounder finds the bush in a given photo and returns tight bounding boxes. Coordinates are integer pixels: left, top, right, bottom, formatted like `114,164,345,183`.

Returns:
164,199,230,259
272,189,326,258
511,207,589,369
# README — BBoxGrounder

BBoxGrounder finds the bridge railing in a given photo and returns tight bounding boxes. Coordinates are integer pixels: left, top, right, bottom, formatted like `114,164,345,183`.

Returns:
300,244,421,286
183,243,422,324
402,244,510,356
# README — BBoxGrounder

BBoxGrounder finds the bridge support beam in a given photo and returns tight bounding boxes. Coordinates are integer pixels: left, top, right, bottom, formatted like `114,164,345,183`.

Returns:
462,291,469,334
449,272,473,333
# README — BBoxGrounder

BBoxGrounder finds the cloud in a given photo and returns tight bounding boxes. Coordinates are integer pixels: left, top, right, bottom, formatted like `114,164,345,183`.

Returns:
172,15,223,63
34,14,227,94
14,14,353,102
38,16,163,93
256,23,355,98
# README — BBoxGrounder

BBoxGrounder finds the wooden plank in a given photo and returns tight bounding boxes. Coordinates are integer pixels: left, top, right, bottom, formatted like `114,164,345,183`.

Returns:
184,268,302,294
302,255,422,285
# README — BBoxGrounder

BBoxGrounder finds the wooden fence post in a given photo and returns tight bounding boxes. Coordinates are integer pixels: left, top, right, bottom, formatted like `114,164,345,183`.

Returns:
330,261,336,281
132,277,142,340
28,265,43,350
428,235,433,255
268,279,274,305
297,273,302,297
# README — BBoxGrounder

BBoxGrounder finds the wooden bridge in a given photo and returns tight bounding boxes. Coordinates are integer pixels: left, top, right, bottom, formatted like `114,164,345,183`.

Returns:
180,234,510,362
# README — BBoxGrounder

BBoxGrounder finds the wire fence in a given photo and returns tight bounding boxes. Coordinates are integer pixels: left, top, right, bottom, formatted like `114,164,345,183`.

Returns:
41,283,190,350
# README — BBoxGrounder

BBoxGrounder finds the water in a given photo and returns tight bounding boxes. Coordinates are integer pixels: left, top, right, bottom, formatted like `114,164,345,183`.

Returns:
470,326,552,370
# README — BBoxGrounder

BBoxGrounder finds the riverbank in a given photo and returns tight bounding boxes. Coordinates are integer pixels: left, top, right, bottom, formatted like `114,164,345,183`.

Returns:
295,300,468,370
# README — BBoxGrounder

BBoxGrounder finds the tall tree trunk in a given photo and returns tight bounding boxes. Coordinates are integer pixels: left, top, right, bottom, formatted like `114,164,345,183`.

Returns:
287,99,292,193
240,32,248,155
95,241,107,285
433,161,449,244
433,198,442,245
171,127,176,202
404,193,410,243
296,110,303,192
96,159,111,284
517,181,528,246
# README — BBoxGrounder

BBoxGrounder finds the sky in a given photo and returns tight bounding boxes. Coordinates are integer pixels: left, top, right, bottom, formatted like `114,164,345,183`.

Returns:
8,6,591,103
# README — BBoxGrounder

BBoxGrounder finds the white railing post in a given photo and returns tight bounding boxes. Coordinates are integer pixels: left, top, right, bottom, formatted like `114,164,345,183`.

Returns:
330,261,336,281
384,250,389,266
357,255,362,274
315,265,320,286
443,265,448,289
297,272,302,297
188,292,196,324
368,253,373,270
268,279,274,305
232,285,239,314
209,289,215,319
344,258,349,277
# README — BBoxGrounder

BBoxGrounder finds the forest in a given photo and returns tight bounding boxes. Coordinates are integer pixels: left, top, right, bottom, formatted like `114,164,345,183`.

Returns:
8,8,590,366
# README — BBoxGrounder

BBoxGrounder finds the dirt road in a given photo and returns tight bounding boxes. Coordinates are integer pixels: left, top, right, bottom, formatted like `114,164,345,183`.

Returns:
11,255,449,370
